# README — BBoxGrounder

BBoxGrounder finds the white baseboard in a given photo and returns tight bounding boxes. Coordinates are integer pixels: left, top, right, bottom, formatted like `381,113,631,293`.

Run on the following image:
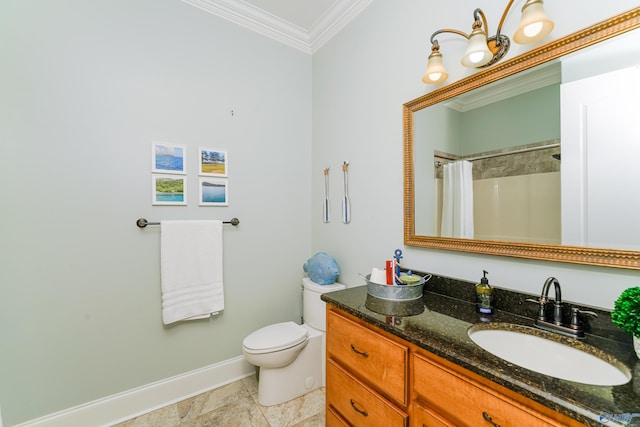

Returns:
16,356,255,427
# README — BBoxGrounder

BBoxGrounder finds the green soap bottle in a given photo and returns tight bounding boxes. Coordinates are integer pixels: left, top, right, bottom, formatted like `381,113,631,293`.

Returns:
475,270,493,315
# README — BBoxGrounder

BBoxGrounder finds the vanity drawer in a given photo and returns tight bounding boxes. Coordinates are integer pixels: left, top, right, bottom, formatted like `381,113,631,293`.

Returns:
412,353,566,427
327,359,408,427
411,401,455,427
326,405,350,427
327,309,408,405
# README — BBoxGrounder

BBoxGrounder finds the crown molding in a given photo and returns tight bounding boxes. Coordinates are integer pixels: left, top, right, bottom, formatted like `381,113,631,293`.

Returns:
309,0,373,53
181,0,372,54
444,61,561,112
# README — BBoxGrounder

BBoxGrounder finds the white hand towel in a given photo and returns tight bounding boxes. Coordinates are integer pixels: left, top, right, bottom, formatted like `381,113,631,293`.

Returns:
160,220,224,325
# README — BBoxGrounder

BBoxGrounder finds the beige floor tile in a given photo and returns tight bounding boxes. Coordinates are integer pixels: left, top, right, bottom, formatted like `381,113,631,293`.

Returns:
241,374,259,398
177,380,252,422
257,388,325,427
112,375,324,427
291,412,325,427
180,398,270,427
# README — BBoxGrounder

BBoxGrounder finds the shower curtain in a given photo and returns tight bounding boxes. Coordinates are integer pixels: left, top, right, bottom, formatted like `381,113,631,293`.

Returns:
441,160,474,238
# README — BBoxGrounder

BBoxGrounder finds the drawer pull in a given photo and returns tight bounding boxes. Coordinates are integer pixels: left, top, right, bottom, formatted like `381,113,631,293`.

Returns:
350,399,368,416
482,411,501,427
350,344,369,357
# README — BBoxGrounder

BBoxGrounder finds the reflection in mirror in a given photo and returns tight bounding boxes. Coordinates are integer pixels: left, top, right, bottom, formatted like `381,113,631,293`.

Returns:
414,62,561,244
404,8,640,269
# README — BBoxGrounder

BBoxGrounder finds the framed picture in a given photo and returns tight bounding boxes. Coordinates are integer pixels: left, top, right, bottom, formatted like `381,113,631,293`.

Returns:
152,174,187,205
199,178,228,206
152,142,186,174
199,148,228,177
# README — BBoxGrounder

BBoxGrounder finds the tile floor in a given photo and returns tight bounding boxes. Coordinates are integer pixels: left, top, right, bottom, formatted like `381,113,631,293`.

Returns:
113,374,325,427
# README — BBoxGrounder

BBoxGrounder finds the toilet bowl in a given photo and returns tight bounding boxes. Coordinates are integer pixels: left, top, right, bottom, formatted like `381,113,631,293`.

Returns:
242,278,345,406
243,321,309,369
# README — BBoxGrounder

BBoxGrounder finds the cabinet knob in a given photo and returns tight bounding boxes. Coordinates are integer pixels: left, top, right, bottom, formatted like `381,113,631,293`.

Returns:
350,344,369,357
350,399,368,417
482,411,501,427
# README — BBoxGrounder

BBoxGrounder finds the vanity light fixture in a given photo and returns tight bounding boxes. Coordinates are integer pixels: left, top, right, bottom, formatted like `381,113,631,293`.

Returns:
422,0,554,84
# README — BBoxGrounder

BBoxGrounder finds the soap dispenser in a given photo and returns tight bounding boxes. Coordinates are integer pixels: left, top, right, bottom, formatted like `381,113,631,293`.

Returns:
475,270,493,315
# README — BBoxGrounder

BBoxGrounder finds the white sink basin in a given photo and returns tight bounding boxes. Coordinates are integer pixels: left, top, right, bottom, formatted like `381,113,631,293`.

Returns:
467,324,631,386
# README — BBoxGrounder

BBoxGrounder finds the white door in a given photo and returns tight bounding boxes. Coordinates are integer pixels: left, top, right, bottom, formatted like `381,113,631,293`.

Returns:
561,65,640,249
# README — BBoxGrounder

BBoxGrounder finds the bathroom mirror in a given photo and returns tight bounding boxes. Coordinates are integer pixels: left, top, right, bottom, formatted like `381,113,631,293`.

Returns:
404,7,640,269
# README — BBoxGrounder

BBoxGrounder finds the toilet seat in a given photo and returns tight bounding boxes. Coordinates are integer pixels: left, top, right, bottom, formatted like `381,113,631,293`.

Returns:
243,321,308,354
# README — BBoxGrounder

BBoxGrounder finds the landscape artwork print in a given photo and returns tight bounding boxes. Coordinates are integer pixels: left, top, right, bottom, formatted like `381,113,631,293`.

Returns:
152,175,187,205
152,142,186,174
199,148,227,177
199,178,228,206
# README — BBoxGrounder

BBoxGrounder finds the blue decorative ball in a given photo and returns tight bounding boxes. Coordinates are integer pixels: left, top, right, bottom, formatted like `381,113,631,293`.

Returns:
303,252,340,285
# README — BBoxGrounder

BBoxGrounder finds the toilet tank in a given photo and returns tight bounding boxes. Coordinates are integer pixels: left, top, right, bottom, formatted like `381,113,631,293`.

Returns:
302,277,345,331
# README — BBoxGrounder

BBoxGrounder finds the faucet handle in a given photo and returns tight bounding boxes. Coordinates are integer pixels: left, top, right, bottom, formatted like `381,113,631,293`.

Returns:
569,307,598,331
571,307,598,318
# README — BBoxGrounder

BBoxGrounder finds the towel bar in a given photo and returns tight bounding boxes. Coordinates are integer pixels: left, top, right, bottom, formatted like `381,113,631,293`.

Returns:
136,218,239,228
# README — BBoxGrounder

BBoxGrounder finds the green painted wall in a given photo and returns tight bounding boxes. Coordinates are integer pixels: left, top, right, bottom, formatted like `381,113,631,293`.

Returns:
460,84,560,155
0,0,311,424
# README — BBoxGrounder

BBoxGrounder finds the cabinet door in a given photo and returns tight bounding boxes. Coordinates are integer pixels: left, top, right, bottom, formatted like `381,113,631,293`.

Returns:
327,360,408,427
327,309,408,405
412,353,566,427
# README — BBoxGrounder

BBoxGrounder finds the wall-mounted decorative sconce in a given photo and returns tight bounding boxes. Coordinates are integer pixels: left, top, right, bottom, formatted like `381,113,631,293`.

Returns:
422,0,554,84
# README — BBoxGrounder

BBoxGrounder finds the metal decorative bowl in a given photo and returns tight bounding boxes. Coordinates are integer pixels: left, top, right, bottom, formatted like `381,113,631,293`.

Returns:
365,294,426,316
362,273,429,301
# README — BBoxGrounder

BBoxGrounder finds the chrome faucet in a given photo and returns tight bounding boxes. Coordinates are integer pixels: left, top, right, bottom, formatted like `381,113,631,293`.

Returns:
528,277,597,339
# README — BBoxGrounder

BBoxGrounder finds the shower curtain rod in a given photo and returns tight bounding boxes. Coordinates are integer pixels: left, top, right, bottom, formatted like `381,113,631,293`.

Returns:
435,141,560,165
136,218,240,228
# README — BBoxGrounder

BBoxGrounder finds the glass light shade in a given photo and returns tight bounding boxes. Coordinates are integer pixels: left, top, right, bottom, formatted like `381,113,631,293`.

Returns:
422,50,448,84
461,28,493,67
513,0,554,44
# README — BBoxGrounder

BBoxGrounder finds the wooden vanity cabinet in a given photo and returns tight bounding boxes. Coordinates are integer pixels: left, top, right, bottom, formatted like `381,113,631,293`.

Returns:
326,308,409,426
326,306,586,427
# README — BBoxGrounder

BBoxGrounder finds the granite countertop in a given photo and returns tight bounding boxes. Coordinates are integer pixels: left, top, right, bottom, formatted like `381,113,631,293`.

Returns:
321,275,640,427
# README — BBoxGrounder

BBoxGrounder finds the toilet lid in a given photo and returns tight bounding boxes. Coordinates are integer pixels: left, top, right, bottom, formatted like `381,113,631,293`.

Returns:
243,321,308,353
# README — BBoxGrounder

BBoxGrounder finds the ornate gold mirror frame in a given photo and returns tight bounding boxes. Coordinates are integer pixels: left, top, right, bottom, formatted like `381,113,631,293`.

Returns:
404,7,640,270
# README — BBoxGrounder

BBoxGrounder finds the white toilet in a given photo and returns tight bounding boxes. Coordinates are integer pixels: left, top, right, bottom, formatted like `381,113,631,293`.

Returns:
242,277,345,406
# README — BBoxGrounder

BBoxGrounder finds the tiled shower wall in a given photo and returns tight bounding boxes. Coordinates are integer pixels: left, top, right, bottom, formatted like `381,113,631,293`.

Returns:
434,141,561,243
